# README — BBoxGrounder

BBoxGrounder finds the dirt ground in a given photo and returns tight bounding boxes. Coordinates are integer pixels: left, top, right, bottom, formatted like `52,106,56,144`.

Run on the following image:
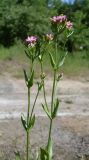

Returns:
0,73,89,160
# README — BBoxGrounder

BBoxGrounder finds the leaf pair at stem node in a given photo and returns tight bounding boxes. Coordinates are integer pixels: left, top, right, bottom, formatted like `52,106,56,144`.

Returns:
21,114,35,131
23,69,34,88
42,98,60,120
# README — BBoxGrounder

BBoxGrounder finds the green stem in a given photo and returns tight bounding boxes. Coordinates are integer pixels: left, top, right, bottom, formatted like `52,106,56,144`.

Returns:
47,40,57,160
51,70,56,114
55,39,57,64
47,70,56,146
26,60,34,160
43,82,48,107
31,60,34,72
30,89,39,119
40,61,48,107
27,88,30,160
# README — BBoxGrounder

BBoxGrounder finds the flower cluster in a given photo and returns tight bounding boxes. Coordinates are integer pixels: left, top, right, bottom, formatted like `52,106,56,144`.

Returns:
26,36,37,47
51,15,67,24
51,14,73,30
25,15,73,47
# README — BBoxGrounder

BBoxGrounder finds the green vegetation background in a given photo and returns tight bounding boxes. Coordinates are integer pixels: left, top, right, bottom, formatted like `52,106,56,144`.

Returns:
0,0,89,78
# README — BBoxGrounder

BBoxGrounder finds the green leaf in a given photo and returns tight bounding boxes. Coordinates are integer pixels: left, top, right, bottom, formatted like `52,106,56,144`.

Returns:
23,69,34,88
38,54,42,62
28,69,34,88
47,137,53,160
35,40,41,58
25,50,31,59
58,52,67,68
28,114,35,130
42,104,51,119
21,114,27,131
23,69,28,86
67,30,74,38
37,81,43,91
15,151,21,160
40,148,49,160
36,151,40,160
49,53,55,69
52,98,59,119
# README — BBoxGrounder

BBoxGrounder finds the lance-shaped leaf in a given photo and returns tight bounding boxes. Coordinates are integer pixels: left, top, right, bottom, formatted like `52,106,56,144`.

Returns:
25,50,31,59
28,114,35,130
37,81,43,91
40,148,49,160
49,52,55,69
38,54,42,62
36,150,41,160
67,30,74,38
47,137,53,160
23,69,28,86
21,114,27,131
42,104,51,119
35,40,41,57
15,151,21,160
36,151,40,160
52,98,60,119
28,69,34,88
58,52,67,68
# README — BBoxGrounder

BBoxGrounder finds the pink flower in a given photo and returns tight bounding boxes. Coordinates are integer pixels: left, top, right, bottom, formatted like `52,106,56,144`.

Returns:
51,16,57,23
51,15,67,24
26,36,37,47
46,34,53,41
57,15,67,23
66,21,73,29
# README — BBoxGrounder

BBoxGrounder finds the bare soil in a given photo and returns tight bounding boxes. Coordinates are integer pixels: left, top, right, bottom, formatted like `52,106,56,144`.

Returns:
0,74,89,160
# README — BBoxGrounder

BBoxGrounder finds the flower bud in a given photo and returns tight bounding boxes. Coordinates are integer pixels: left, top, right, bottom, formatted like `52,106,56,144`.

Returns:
57,73,63,81
40,72,46,80
45,34,53,41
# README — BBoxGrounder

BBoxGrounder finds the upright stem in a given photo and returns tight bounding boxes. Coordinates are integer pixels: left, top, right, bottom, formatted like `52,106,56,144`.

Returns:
47,69,56,146
47,40,57,158
27,87,30,160
26,61,34,160
30,89,39,120
55,39,57,64
51,70,56,114
40,61,48,107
